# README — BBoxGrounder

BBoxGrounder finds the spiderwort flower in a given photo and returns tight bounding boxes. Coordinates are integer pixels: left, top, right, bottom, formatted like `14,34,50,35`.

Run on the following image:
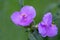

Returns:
11,6,36,26
38,12,58,37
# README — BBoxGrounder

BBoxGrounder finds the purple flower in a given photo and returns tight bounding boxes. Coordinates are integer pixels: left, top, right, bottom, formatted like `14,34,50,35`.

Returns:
11,6,36,26
38,12,58,37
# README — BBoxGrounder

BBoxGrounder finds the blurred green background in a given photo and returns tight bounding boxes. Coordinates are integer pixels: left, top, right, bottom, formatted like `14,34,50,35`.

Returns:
0,0,60,40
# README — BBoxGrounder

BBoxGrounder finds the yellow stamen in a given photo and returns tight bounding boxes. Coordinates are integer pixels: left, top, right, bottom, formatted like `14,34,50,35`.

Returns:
52,24,54,27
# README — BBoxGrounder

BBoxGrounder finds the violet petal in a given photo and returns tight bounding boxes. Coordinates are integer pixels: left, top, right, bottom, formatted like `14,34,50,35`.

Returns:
38,22,47,37
11,11,20,25
43,12,52,25
47,24,58,37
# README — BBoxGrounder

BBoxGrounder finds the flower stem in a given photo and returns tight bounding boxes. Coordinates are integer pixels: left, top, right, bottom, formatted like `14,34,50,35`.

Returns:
43,37,49,40
19,0,24,8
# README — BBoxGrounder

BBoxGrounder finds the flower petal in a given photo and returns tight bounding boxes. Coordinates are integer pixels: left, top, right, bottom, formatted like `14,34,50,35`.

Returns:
47,24,58,37
20,6,36,19
38,22,47,37
19,18,33,26
43,12,52,25
11,11,20,25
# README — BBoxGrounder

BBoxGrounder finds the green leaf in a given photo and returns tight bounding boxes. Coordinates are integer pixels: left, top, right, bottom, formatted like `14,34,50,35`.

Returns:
29,32,37,40
28,30,43,40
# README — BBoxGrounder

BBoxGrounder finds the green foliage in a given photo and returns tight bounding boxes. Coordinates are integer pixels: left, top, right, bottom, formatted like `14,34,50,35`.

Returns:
28,30,43,40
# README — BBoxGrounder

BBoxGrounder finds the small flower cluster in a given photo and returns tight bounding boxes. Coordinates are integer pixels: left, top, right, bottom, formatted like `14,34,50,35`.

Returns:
10,6,58,37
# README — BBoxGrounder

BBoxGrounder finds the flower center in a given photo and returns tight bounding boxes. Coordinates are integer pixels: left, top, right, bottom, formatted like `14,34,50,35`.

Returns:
22,14,27,18
42,24,47,27
20,13,27,22
40,23,47,27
